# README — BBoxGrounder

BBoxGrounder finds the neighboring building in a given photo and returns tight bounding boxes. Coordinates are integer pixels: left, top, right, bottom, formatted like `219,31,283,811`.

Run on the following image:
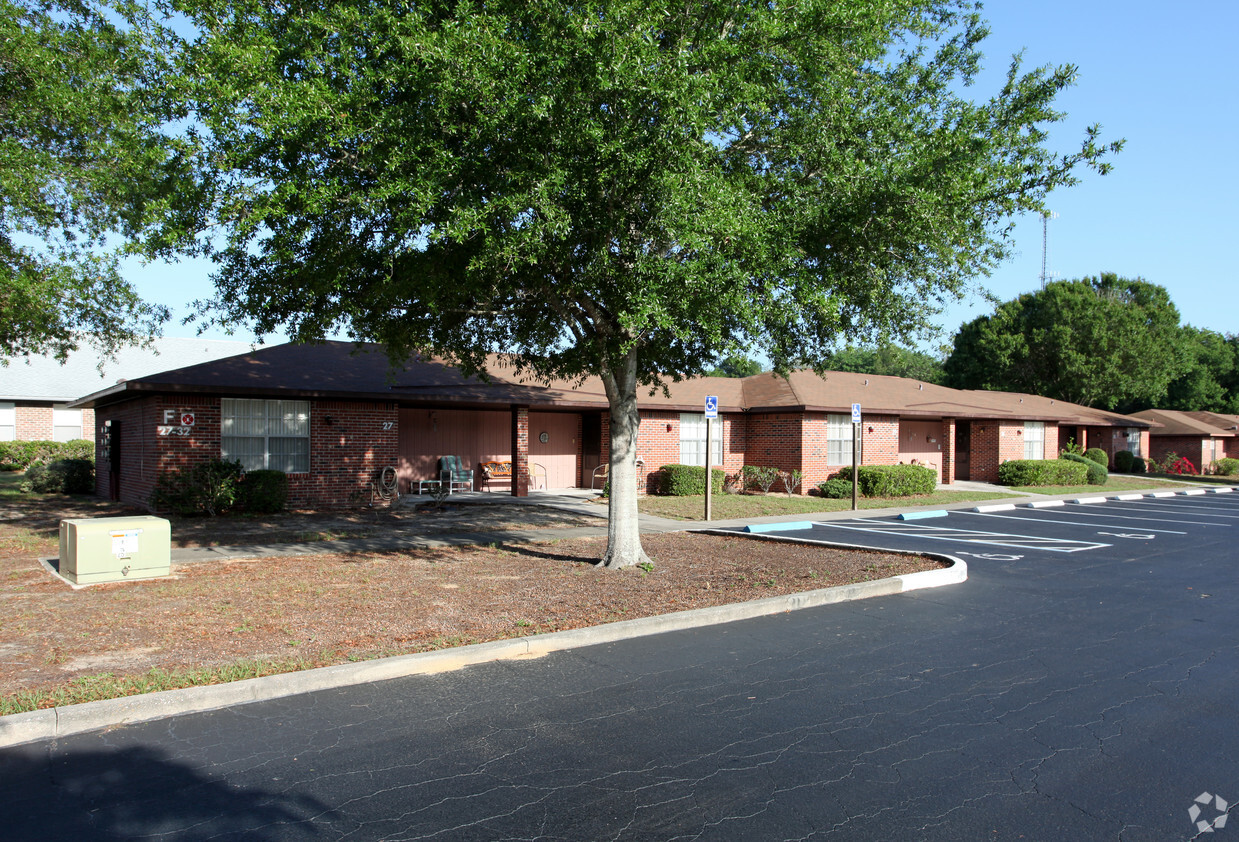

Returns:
71,341,1153,509
1,338,255,444
1129,409,1239,469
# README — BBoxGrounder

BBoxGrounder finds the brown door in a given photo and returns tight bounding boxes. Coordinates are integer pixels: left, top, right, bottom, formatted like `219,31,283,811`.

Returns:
954,421,971,481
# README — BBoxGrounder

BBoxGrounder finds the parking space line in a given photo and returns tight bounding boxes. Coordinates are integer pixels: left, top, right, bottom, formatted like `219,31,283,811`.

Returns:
1091,502,1239,520
810,519,1109,553
957,510,1186,534
1057,505,1224,527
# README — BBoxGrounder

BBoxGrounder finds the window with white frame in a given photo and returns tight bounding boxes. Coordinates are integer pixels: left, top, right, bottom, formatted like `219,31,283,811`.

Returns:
52,404,82,442
0,402,14,441
1126,428,1142,458
679,413,724,466
1023,421,1045,460
826,414,855,465
222,399,310,472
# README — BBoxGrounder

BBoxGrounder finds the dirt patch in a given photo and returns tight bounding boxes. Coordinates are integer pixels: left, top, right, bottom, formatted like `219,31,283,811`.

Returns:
0,531,943,704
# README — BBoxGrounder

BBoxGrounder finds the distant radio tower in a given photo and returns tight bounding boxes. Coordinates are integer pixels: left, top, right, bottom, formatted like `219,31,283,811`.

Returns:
1039,210,1058,288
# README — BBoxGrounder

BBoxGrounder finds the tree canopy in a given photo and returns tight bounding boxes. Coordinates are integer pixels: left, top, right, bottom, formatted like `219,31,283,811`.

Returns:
943,274,1187,411
825,341,945,384
708,355,764,379
152,0,1119,565
1162,327,1239,414
0,0,173,363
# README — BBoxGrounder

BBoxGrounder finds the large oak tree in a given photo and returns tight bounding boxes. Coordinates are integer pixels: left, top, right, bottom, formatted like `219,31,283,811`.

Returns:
153,0,1118,566
1,0,173,362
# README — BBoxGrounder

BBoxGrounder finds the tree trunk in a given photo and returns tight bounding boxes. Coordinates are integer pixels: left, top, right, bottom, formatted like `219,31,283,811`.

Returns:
598,351,652,569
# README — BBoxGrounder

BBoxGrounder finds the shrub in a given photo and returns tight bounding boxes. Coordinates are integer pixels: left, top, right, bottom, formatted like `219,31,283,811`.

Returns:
237,469,289,513
1213,457,1239,477
832,464,937,497
1113,450,1134,473
1061,452,1108,485
20,459,95,494
1083,447,1109,467
151,459,245,516
0,439,94,471
997,459,1088,487
740,465,780,493
1131,457,1147,474
817,478,853,499
1165,455,1197,475
778,469,803,495
658,464,726,496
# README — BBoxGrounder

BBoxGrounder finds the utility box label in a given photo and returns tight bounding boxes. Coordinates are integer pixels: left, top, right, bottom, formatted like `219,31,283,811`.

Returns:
111,529,142,558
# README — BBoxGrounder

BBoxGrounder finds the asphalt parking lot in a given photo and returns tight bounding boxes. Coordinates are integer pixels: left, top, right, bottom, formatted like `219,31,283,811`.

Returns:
715,486,1239,566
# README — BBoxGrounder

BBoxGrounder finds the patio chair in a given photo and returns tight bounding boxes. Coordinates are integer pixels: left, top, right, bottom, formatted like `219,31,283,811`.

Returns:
438,455,474,493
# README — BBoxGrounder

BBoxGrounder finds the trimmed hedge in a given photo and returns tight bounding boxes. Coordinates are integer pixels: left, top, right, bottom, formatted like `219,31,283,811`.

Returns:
830,464,936,497
1131,456,1147,474
658,464,726,496
151,459,245,516
1083,447,1109,467
997,459,1088,487
237,469,289,513
1114,450,1134,473
1061,452,1108,485
21,459,95,494
1213,457,1239,477
0,439,94,471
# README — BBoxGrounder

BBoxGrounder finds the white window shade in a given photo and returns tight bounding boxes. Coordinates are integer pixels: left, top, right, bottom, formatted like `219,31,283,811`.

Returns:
222,399,310,472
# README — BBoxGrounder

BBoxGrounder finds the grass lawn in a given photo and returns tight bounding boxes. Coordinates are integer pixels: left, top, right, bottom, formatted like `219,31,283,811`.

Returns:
636,488,1020,521
1010,474,1208,496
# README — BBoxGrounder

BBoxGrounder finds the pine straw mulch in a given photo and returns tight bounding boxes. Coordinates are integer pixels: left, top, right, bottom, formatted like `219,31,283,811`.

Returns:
0,530,943,705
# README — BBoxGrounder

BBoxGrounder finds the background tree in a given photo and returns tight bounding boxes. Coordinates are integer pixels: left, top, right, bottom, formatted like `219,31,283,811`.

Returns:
1161,327,1239,414
708,355,764,379
0,0,173,363
943,274,1187,411
825,341,946,384
157,0,1119,566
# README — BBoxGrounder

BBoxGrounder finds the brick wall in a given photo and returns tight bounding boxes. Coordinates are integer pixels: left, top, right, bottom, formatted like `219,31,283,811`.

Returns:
12,403,95,442
95,396,400,509
1149,435,1212,470
635,410,746,492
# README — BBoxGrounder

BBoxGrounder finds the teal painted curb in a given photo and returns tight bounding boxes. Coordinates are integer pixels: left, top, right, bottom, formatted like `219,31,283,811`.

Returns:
744,521,814,533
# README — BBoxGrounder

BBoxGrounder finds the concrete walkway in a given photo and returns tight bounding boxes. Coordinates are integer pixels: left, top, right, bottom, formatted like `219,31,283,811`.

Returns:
167,479,1101,564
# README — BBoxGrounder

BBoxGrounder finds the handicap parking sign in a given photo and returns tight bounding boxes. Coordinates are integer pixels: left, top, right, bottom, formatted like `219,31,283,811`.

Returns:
705,396,718,418
851,403,862,423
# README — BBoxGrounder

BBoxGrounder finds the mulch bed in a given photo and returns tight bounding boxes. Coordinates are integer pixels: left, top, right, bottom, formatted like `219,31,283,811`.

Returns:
0,531,943,703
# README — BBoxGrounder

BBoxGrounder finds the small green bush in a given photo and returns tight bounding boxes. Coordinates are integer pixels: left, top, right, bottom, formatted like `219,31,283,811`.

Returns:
1113,450,1134,473
740,465,780,493
1083,447,1109,467
1062,452,1108,485
1131,457,1147,474
151,459,245,516
1213,457,1239,477
818,478,853,499
20,459,95,494
832,464,937,497
997,459,1088,487
237,469,289,513
658,464,726,496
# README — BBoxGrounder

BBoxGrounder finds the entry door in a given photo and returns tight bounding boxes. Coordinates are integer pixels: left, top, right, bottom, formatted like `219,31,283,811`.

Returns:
528,413,580,489
954,422,971,481
899,420,942,470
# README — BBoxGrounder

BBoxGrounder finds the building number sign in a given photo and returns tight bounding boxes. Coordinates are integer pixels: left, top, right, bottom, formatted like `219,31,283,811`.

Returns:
156,409,196,437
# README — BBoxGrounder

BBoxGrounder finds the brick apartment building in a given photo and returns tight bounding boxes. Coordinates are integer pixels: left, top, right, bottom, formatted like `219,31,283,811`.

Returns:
71,341,1154,509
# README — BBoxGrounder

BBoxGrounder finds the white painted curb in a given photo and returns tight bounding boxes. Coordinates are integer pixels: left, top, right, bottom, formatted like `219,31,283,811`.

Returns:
1025,500,1064,509
1074,497,1107,504
1114,494,1144,501
1181,489,1207,496
973,504,1016,513
0,552,965,749
1148,491,1176,498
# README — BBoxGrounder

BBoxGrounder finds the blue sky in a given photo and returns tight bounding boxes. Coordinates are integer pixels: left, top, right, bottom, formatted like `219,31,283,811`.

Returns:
131,1,1237,351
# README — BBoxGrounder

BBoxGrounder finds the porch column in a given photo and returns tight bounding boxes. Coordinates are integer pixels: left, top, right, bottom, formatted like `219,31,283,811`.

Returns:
940,418,956,485
511,405,530,497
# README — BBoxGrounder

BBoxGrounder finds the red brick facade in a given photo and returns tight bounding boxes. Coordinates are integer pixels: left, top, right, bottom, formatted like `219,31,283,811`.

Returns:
8,403,95,442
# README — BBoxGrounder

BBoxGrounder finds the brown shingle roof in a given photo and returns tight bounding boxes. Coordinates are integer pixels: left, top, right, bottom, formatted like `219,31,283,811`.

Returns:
1130,409,1239,437
70,340,1151,428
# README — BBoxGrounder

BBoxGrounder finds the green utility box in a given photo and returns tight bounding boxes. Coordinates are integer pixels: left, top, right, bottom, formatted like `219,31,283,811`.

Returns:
58,516,172,585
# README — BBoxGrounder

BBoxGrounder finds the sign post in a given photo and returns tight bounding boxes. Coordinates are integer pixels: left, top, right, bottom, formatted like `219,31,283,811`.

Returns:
851,403,862,511
704,396,718,521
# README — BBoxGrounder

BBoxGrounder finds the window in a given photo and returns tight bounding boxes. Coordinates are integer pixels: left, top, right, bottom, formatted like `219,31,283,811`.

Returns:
52,404,82,442
1126,428,1142,458
679,413,723,466
1023,421,1045,460
827,414,854,466
222,399,310,472
0,402,14,441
